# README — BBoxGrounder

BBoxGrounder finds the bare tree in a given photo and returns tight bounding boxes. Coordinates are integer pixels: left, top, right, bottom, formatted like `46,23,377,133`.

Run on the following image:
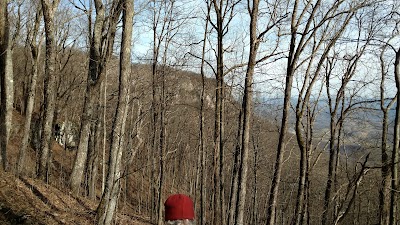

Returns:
390,45,400,225
147,0,190,222
291,7,362,224
70,0,122,195
266,0,321,223
149,0,167,221
208,0,241,222
0,0,9,171
5,0,25,147
233,1,286,224
265,1,370,224
197,3,211,224
378,45,396,225
17,3,44,175
38,0,61,181
95,0,134,223
373,5,400,224
5,1,16,146
234,0,259,222
322,32,372,224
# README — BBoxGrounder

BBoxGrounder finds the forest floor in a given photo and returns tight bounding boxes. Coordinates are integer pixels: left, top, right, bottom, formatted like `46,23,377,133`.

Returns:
0,110,153,225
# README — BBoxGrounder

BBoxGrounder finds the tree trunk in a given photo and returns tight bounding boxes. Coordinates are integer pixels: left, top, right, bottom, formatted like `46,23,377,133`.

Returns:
70,0,105,194
212,1,224,222
265,0,299,220
252,133,259,225
70,0,121,195
156,68,167,225
378,47,394,225
87,120,101,199
5,46,13,144
102,73,107,194
322,116,338,224
227,109,242,225
235,0,258,223
150,2,160,219
0,0,9,171
389,48,400,225
95,0,133,223
38,0,60,181
198,3,210,223
293,113,308,225
17,7,43,175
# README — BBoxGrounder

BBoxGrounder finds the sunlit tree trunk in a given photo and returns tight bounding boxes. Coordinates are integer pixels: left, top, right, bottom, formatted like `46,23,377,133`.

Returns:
70,0,104,194
5,0,23,147
5,43,13,146
38,0,61,181
95,0,133,223
70,0,121,195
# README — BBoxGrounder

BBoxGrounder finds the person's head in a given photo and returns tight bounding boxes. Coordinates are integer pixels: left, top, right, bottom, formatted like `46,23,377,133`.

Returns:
164,194,195,225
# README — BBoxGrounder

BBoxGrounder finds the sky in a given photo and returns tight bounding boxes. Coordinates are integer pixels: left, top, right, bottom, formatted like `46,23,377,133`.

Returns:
23,0,399,102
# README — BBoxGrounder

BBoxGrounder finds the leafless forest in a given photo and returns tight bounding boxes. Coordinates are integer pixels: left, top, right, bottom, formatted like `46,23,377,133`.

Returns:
0,0,400,224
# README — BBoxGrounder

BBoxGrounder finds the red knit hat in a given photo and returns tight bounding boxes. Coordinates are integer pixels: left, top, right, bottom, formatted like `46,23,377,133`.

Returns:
164,194,195,221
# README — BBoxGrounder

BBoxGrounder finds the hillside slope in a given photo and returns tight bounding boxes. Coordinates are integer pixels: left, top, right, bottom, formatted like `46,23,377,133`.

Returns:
0,171,154,225
0,111,154,225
